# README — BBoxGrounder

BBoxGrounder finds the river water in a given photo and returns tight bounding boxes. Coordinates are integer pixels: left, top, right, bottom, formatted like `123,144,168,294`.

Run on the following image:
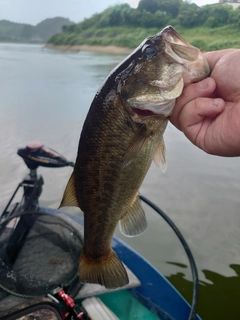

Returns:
0,43,239,319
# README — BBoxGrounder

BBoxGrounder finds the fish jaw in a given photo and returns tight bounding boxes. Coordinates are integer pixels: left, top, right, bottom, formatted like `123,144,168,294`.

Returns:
161,26,210,83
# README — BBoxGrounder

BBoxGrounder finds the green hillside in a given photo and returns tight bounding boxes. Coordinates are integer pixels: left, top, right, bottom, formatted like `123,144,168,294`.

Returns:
47,0,240,51
0,17,74,43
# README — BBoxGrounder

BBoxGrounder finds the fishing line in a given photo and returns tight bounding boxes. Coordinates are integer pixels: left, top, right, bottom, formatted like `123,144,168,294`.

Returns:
139,195,199,320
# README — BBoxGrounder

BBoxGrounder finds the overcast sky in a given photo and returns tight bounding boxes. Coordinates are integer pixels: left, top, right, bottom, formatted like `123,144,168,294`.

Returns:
0,0,218,25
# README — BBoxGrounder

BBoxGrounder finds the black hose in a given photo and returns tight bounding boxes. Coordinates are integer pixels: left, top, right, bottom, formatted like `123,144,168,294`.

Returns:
67,161,75,167
139,195,199,320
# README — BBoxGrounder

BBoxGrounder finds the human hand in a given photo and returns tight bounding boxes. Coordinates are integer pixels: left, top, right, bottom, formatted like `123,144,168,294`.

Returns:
169,49,240,156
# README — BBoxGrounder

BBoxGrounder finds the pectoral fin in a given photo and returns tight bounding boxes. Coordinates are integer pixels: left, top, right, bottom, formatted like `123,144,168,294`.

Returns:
59,172,79,208
119,195,147,237
121,126,148,169
153,138,167,172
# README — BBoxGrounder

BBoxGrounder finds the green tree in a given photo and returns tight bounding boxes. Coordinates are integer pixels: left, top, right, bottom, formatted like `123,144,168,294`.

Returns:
158,0,182,18
62,24,76,33
121,5,137,25
138,0,161,13
232,6,240,29
177,2,201,27
204,5,232,28
138,0,182,17
140,10,168,28
153,10,169,27
80,13,101,30
126,9,143,26
99,4,131,27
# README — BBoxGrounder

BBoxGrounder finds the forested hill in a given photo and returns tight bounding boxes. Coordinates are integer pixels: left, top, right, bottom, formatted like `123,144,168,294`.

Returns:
48,0,240,51
0,17,74,43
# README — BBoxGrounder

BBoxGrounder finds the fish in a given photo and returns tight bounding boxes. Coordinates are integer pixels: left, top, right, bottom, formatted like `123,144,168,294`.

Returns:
60,26,210,289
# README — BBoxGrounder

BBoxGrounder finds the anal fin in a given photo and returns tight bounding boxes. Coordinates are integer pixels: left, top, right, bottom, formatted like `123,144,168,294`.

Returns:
119,195,147,237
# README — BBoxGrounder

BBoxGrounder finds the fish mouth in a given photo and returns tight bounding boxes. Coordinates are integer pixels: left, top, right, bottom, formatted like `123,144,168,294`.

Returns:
132,108,159,117
131,98,176,118
161,26,210,83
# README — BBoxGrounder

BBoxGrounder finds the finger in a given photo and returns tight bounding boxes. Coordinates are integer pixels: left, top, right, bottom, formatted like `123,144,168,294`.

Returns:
169,77,216,130
179,97,225,144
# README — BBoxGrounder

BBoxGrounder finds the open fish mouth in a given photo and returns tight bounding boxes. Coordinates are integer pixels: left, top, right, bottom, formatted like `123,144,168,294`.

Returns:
132,108,158,117
131,99,176,117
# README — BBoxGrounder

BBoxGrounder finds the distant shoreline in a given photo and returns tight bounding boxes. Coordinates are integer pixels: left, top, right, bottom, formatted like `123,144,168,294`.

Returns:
44,44,133,54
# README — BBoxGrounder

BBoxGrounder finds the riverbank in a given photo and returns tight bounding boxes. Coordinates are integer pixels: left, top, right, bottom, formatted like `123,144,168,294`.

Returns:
45,43,133,54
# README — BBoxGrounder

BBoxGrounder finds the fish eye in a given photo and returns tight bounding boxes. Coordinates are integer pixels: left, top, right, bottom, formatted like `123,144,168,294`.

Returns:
142,45,157,60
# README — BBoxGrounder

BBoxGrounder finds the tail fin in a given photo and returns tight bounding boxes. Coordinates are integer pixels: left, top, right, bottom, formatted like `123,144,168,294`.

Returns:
79,250,129,289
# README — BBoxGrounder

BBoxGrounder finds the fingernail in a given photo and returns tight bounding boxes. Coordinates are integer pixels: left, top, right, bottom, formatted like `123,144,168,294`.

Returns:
198,78,209,90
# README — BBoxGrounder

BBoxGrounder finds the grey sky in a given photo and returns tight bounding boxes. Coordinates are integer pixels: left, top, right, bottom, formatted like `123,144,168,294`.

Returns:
0,0,217,25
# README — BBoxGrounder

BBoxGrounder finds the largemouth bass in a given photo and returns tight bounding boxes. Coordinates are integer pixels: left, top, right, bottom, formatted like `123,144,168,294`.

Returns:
60,26,210,289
